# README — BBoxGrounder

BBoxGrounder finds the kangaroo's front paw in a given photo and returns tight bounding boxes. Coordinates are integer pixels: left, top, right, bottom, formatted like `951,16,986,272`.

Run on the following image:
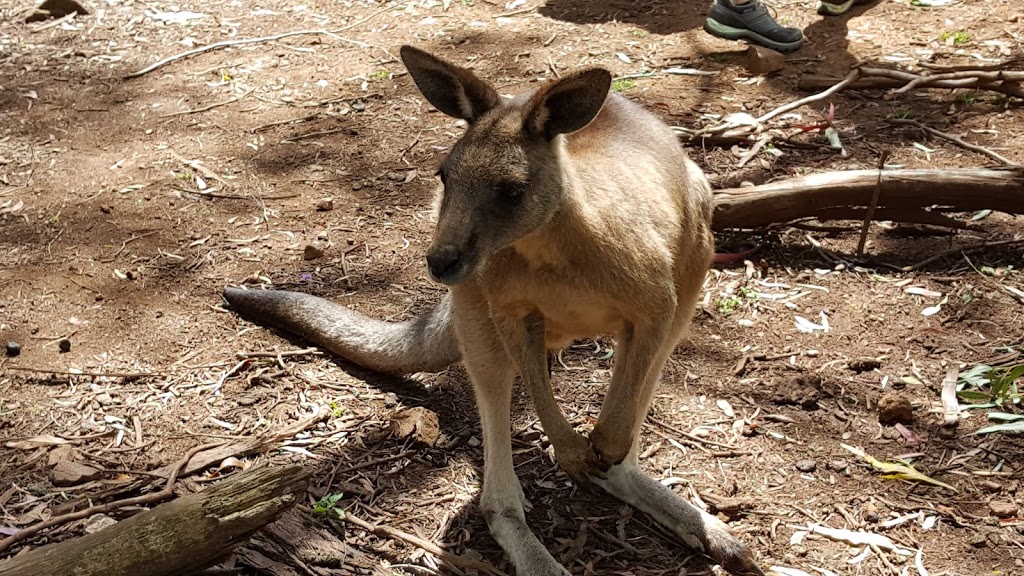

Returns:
588,423,631,470
550,430,606,487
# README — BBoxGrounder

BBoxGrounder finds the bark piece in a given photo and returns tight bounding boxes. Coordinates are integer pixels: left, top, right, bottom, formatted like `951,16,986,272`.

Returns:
0,463,310,576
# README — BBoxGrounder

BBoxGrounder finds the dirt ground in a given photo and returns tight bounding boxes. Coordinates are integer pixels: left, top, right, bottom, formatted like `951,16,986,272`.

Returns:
1,0,1023,575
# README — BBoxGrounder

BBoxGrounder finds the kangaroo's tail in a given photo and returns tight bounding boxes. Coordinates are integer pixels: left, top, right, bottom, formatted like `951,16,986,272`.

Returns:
222,287,461,375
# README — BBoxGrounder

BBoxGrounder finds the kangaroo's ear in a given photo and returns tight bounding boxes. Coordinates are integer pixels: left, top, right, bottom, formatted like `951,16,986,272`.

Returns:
400,45,501,123
522,68,611,141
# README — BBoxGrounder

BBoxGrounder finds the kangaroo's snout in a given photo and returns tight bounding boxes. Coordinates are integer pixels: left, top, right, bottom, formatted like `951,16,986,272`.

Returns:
426,244,468,285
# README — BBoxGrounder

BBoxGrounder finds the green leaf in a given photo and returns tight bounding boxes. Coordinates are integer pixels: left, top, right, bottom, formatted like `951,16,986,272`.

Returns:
956,390,994,401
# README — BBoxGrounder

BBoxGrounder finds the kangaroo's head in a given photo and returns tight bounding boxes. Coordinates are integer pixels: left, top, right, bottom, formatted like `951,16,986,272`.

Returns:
399,45,612,286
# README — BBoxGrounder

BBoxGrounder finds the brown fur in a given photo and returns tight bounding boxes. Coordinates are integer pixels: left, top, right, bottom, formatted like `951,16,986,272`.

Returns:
222,45,763,576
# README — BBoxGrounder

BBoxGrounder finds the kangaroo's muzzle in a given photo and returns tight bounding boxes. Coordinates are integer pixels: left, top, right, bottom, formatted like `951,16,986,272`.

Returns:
426,243,471,285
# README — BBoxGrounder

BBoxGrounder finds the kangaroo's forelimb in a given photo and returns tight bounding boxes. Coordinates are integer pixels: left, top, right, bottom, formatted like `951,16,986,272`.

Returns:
222,287,461,375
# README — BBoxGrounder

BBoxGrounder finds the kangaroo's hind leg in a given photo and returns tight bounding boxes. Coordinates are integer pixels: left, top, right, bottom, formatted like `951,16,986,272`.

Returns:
587,308,765,575
452,287,572,576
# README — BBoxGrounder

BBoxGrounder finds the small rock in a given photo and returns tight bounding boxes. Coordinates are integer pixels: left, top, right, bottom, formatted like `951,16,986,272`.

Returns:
795,459,817,473
746,45,785,75
47,444,75,466
878,392,914,425
863,502,880,523
317,230,329,240
386,171,407,182
303,244,324,260
989,500,1017,518
25,0,90,23
770,375,821,410
58,338,72,353
383,393,399,407
829,459,849,472
315,197,334,211
95,393,115,406
467,435,482,448
970,534,989,548
84,513,118,534
388,407,440,447
848,357,882,373
5,341,20,357
51,461,102,487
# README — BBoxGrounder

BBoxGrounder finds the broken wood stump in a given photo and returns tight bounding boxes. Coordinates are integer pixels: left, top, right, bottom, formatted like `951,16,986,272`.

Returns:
0,463,310,576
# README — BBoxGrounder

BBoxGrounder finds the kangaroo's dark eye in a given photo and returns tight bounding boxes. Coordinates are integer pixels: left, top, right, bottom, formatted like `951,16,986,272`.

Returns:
498,182,525,200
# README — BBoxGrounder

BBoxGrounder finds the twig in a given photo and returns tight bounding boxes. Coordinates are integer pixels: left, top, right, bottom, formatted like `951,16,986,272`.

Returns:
0,441,225,554
857,150,890,257
646,416,739,450
281,128,354,144
168,150,233,188
336,451,415,475
251,113,319,133
591,526,641,555
337,511,510,576
5,366,167,378
125,4,396,79
160,90,253,118
902,238,1024,271
173,186,300,201
100,230,159,262
236,347,321,359
757,67,861,124
888,118,1016,166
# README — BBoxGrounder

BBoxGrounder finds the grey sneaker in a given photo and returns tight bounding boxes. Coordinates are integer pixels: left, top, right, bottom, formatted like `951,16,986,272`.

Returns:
704,0,804,53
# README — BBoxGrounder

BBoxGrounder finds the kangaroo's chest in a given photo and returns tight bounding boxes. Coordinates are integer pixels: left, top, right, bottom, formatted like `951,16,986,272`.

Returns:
482,253,629,349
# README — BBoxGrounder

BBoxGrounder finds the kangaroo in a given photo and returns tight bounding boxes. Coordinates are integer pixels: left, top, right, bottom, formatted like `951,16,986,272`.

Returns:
222,45,763,576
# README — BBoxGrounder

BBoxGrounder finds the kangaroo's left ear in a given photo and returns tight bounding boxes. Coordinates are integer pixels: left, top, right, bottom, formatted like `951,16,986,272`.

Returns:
521,68,612,141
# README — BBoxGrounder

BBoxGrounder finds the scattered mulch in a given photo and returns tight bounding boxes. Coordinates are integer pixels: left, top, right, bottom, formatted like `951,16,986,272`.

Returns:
1,1,1022,575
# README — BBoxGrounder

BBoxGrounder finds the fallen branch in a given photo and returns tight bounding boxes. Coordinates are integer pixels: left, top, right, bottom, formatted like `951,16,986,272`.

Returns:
124,4,397,79
338,510,510,576
758,68,862,124
711,167,1024,231
0,441,224,555
887,118,1015,166
0,462,309,576
672,68,861,146
798,66,1024,98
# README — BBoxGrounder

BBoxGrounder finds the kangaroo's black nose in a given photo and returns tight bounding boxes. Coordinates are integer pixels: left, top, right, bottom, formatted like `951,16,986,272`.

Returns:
426,245,462,282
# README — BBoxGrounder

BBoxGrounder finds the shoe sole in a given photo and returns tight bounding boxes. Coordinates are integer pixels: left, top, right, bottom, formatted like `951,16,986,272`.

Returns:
817,0,855,15
703,18,804,53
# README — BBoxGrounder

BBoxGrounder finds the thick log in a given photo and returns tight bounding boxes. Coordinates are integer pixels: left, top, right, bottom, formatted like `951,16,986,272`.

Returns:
711,167,1024,231
0,463,310,576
